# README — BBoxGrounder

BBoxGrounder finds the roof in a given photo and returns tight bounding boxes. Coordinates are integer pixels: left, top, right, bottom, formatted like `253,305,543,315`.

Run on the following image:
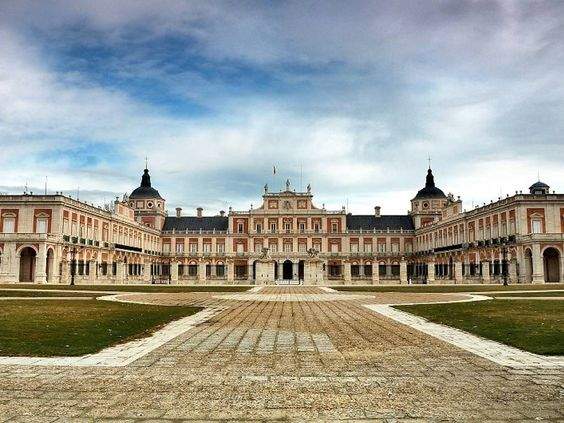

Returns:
129,168,163,199
529,181,550,190
163,216,228,232
346,214,414,231
413,168,446,200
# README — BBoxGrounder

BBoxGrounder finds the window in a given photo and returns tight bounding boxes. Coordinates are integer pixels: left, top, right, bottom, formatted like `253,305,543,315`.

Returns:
237,223,244,233
391,243,399,253
176,243,184,254
284,222,291,233
299,222,305,233
236,243,244,253
532,219,542,234
313,223,320,233
189,243,198,253
163,243,171,253
351,243,358,253
330,243,338,253
298,243,306,253
217,243,225,253
284,243,292,253
364,243,372,253
2,217,15,233
378,243,386,253
270,223,277,233
203,243,211,253
216,264,225,277
313,242,321,252
255,224,262,234
270,243,278,253
188,265,198,277
331,223,338,233
254,242,263,253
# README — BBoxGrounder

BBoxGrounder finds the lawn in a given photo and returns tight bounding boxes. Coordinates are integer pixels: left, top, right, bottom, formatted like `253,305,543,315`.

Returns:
0,284,251,293
0,300,202,357
396,299,563,355
490,291,564,297
0,289,99,297
332,284,564,293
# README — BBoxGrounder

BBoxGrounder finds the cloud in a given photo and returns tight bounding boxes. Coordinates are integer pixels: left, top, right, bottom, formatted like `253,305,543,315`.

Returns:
0,0,563,216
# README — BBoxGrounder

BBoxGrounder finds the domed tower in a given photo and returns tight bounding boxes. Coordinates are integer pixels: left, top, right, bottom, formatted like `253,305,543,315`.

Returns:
529,181,550,195
410,167,448,229
129,167,166,229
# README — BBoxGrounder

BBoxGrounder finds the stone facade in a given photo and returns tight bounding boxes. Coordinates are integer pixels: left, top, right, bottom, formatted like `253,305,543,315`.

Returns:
0,168,562,285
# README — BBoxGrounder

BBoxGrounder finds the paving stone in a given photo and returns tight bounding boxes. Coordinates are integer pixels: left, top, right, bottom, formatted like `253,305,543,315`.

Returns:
0,287,561,420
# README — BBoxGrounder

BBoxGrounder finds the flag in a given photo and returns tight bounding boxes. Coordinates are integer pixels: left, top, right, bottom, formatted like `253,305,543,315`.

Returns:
273,166,276,175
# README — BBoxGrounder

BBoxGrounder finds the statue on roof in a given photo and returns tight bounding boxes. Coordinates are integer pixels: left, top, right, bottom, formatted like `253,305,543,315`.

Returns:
264,183,268,193
285,179,291,191
306,183,311,193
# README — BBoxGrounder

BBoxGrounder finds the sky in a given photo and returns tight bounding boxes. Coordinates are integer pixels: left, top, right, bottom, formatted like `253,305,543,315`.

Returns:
0,0,563,216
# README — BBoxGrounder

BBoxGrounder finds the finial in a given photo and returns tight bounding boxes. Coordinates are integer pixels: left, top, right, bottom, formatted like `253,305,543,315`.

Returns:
427,154,431,169
145,156,148,170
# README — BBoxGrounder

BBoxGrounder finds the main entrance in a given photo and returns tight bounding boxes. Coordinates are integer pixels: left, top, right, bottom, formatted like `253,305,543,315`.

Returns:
282,260,293,280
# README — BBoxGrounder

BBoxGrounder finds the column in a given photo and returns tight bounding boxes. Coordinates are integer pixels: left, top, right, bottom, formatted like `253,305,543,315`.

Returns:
115,261,124,284
89,260,97,281
60,259,69,284
509,257,518,284
198,261,206,283
142,263,150,283
292,262,299,281
171,261,178,284
343,262,351,282
481,261,490,283
371,262,379,284
227,261,234,283
427,261,435,283
531,243,544,284
35,244,47,284
399,260,407,284
454,261,463,283
277,262,284,281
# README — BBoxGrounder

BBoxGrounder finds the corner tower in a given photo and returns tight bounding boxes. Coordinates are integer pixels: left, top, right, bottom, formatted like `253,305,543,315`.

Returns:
410,167,448,229
128,167,167,229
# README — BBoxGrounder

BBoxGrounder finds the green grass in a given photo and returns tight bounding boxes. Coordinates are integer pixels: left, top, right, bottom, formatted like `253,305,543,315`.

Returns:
489,291,564,297
0,300,202,357
0,289,100,297
0,284,251,293
396,299,563,355
332,284,564,293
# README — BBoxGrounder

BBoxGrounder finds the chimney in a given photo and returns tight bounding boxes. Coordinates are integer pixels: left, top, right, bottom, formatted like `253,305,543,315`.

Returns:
374,206,381,217
219,210,225,217
175,207,182,217
197,207,203,218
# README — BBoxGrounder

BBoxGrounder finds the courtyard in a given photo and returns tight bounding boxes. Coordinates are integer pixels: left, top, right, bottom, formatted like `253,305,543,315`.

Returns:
0,285,562,421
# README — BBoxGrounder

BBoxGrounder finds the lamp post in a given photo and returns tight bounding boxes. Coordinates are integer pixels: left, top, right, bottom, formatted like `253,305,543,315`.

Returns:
69,246,79,286
501,242,509,286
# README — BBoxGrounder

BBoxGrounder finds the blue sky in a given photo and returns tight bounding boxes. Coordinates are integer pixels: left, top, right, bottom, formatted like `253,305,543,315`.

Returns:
0,1,563,215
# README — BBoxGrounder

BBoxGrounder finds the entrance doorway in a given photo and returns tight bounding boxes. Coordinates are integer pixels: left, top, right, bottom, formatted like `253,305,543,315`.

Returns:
543,247,560,282
298,260,304,281
19,247,36,282
282,260,293,280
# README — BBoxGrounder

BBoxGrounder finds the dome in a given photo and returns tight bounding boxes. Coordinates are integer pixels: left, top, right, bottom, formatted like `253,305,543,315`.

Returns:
529,181,550,195
413,168,446,200
129,168,163,199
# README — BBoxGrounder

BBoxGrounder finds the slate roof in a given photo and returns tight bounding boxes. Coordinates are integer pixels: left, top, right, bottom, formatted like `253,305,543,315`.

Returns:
413,168,446,200
163,216,229,231
346,214,414,231
129,168,163,199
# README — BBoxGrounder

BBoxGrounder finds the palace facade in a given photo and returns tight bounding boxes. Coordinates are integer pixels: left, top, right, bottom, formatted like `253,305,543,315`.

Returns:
0,167,562,285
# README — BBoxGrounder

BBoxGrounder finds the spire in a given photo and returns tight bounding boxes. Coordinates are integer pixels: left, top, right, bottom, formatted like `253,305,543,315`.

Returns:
140,168,151,188
425,168,435,188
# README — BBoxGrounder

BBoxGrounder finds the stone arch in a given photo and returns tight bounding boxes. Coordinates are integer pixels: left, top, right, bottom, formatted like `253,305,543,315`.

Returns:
543,247,560,283
19,246,37,282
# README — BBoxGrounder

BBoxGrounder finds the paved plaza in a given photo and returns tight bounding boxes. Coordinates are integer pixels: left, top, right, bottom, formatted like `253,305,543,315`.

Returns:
0,287,562,421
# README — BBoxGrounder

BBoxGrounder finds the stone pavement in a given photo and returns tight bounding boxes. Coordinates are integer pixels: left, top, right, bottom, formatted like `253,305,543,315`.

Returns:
0,287,562,421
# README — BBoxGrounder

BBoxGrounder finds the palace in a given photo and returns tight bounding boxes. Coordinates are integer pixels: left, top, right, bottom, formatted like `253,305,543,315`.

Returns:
0,167,562,285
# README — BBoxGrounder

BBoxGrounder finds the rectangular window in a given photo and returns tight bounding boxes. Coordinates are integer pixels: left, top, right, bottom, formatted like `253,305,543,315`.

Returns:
391,243,399,253
270,243,278,253
313,242,321,252
532,219,542,234
331,243,338,253
176,243,184,254
237,223,244,233
270,223,277,233
364,243,372,253
203,243,211,253
314,223,320,233
163,243,171,253
255,224,262,234
331,223,338,233
351,243,358,253
299,223,305,233
298,243,306,253
378,243,386,253
254,242,263,253
236,243,244,253
217,243,225,253
284,222,291,233
35,217,49,234
2,217,15,233
189,243,198,253
284,243,292,253
216,265,225,277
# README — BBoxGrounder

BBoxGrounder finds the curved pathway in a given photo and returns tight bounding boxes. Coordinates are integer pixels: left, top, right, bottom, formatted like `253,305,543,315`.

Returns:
0,286,562,421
